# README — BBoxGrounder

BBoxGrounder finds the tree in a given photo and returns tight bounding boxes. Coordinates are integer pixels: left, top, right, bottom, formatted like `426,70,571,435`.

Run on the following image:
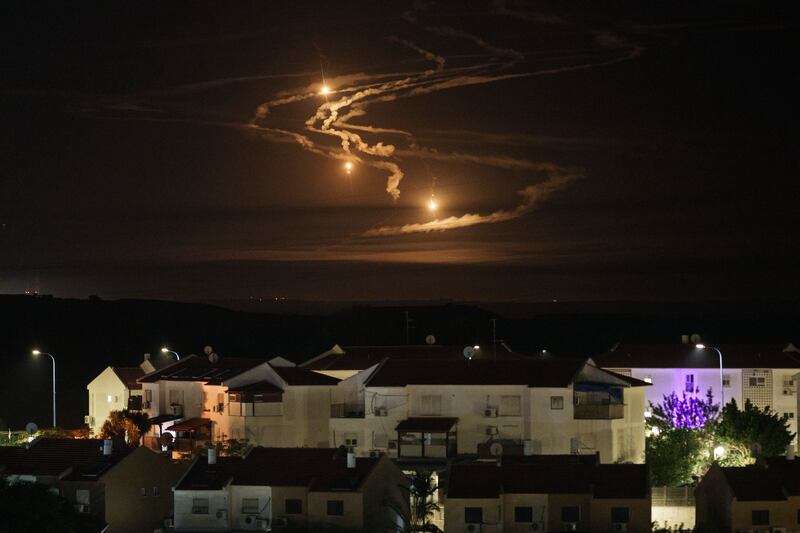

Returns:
716,399,795,458
649,388,719,431
646,428,708,486
99,410,152,446
386,469,442,532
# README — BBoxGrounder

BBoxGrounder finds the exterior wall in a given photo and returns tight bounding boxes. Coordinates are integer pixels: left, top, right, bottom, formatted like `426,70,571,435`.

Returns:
59,479,107,521
229,485,272,530
547,493,592,532
271,486,310,528
174,487,230,532
102,447,188,533
359,455,409,532
730,496,800,531
444,497,502,533
501,493,548,532
307,490,364,531
590,497,651,532
694,465,734,532
771,369,798,439
86,367,129,435
652,505,695,530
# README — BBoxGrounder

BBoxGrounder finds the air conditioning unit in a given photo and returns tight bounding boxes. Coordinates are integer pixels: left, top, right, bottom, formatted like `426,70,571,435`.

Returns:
272,516,289,528
169,404,183,416
163,517,174,530
531,523,543,531
375,407,388,416
486,426,498,436
563,523,578,532
84,415,93,425
215,509,227,519
484,407,498,417
255,519,269,531
466,523,481,532
613,523,628,532
369,450,381,458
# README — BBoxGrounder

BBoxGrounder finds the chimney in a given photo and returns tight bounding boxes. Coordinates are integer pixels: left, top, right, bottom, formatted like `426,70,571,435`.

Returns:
787,444,796,461
346,449,356,469
143,352,151,361
207,447,217,465
681,335,689,344
103,439,113,456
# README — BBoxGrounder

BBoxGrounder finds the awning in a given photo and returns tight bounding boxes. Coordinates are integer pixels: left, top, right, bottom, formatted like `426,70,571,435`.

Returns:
148,414,180,425
170,417,213,432
396,417,458,432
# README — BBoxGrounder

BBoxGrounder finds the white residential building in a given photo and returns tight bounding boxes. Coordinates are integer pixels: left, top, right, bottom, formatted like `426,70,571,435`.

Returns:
138,355,339,452
594,342,800,439
86,353,159,434
329,357,648,464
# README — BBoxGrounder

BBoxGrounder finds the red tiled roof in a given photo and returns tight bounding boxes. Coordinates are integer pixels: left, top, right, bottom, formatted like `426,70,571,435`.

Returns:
176,448,380,492
720,458,800,501
396,417,458,432
447,455,648,500
302,345,526,371
0,438,130,480
112,366,144,390
270,366,340,386
139,354,266,383
594,344,800,370
366,358,587,387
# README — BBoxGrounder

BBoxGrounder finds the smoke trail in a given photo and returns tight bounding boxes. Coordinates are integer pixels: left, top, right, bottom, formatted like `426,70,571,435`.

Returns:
363,172,579,236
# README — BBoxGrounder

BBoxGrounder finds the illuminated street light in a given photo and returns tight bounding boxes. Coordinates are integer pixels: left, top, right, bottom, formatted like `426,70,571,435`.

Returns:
320,85,331,96
696,344,724,408
161,347,180,360
32,349,56,428
714,445,726,460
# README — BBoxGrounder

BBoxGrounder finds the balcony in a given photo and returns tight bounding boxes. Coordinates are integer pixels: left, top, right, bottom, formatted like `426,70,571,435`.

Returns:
330,403,365,418
573,402,624,420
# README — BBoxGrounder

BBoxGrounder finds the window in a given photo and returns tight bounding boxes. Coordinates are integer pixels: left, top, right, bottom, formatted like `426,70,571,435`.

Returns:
242,498,260,514
752,510,769,525
327,500,344,516
722,375,731,388
421,395,442,415
797,508,800,524
140,487,147,496
785,412,795,419
561,506,580,523
285,499,302,514
749,376,766,387
192,498,209,514
550,396,564,410
685,374,695,393
784,376,795,387
374,433,388,448
611,507,630,523
107,395,115,403
344,432,359,447
145,389,152,403
152,486,159,497
514,506,533,523
76,489,90,505
464,507,482,523
500,395,521,416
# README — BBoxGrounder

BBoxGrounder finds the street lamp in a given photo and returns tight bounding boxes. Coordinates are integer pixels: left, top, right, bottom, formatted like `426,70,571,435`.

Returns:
32,350,56,428
696,344,724,409
161,347,180,360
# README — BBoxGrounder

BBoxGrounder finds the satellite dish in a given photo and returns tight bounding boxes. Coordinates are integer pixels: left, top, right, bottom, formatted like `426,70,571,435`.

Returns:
425,335,436,345
690,334,702,344
203,345,214,355
208,352,219,364
463,346,475,359
25,422,38,435
489,441,504,457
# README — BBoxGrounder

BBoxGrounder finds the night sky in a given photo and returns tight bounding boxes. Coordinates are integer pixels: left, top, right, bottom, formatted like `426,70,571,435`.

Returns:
2,1,798,302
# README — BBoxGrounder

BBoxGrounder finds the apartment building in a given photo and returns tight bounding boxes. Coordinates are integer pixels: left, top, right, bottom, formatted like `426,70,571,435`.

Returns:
0,438,130,524
173,447,407,532
330,358,648,464
85,353,163,434
138,354,339,452
444,453,650,533
594,342,800,438
695,455,800,533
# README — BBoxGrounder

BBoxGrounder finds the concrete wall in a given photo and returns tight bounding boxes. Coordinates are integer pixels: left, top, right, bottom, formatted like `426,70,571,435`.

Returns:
271,486,310,528
590,497,651,532
360,455,408,532
229,485,272,530
174,487,230,532
444,497,502,533
86,367,129,435
307,491,364,531
730,496,800,532
501,493,547,532
694,465,734,533
102,446,188,533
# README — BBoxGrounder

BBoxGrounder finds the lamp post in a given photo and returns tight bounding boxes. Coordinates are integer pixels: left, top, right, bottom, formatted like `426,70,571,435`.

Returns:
696,344,724,409
32,350,56,428
161,347,180,361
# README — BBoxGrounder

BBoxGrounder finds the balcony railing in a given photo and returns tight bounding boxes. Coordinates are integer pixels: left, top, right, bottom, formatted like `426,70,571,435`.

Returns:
330,403,365,418
573,402,624,419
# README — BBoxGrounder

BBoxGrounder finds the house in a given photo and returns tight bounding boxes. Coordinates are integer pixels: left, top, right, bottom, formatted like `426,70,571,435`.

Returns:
694,454,800,533
138,354,339,453
594,341,800,440
302,344,527,380
0,438,130,525
101,446,189,533
86,353,163,435
444,453,651,533
329,357,649,464
173,446,408,532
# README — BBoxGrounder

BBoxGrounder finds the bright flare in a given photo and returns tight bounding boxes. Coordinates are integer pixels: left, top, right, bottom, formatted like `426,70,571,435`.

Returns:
345,161,353,175
320,85,331,95
428,198,438,211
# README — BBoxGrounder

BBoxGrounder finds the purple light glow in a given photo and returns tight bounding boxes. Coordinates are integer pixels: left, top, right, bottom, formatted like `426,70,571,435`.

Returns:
661,388,719,429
